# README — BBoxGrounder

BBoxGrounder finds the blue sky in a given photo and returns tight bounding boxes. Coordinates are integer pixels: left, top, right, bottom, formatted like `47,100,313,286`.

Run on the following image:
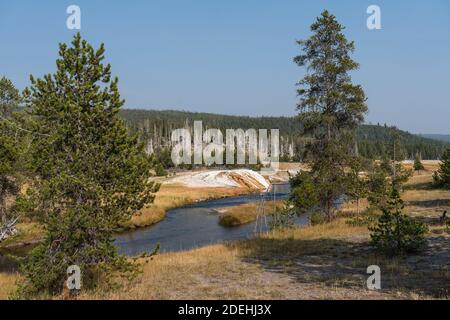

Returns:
0,0,449,134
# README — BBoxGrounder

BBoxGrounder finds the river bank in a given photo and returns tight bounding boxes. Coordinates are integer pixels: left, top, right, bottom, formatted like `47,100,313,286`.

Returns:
83,171,450,299
0,169,277,252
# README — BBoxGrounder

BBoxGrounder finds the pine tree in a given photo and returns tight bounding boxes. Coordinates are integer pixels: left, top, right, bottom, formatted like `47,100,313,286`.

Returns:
19,34,160,295
413,153,425,174
433,149,450,189
0,77,21,237
367,162,391,211
369,188,428,256
292,10,367,220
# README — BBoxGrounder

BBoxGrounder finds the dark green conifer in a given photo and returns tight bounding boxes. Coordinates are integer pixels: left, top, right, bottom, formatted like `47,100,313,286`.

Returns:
20,34,159,295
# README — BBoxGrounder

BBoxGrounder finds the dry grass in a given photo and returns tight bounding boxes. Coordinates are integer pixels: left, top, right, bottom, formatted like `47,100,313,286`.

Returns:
218,200,285,227
78,220,373,300
0,273,19,299
402,172,450,236
265,218,368,242
277,162,310,171
339,199,370,216
78,216,447,300
402,160,441,172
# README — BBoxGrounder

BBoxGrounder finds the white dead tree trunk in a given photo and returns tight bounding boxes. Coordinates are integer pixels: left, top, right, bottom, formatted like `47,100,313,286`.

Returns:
0,217,18,242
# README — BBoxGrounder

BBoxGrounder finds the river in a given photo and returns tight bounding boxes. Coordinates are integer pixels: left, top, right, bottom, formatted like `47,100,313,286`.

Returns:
114,183,313,256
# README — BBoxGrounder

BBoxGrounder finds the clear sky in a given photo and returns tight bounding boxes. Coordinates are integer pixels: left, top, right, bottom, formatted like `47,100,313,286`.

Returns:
1,0,449,134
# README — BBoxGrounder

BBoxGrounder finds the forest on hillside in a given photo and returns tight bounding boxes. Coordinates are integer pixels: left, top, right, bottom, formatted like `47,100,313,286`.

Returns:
119,109,449,161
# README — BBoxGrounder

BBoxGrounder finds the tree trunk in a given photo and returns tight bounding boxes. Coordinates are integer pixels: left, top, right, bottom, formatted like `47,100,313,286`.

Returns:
326,194,334,221
0,197,6,225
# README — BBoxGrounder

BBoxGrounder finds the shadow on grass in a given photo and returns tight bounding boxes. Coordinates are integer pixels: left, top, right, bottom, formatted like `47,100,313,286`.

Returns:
0,255,18,273
414,215,447,226
406,199,450,208
404,181,434,191
0,244,34,273
234,236,449,298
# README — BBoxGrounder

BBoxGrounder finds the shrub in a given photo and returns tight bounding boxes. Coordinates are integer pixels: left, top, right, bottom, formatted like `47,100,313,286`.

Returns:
155,163,168,177
309,212,326,226
369,189,428,256
289,171,319,215
269,207,295,231
413,154,425,173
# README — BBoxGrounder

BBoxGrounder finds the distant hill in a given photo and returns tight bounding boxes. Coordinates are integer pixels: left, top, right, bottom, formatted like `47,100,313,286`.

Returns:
119,109,450,160
419,134,450,143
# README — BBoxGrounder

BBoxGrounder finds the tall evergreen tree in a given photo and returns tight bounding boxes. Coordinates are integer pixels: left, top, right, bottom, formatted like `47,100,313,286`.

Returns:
20,34,159,295
0,77,21,235
292,10,367,220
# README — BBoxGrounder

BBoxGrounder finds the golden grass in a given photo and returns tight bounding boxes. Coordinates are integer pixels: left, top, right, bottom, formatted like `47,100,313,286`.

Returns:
277,162,310,171
78,218,369,300
0,273,20,299
265,218,368,241
218,200,285,227
339,199,370,216
402,160,441,172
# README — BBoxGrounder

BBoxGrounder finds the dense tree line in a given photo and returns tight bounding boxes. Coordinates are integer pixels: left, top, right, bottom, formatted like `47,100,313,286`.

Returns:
119,110,449,161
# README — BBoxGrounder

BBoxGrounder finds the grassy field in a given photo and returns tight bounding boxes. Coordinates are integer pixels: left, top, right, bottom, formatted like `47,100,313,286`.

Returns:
79,218,448,299
218,200,285,227
1,164,448,300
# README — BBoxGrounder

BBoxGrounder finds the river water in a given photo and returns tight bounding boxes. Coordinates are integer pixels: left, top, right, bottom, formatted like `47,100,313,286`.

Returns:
114,183,313,256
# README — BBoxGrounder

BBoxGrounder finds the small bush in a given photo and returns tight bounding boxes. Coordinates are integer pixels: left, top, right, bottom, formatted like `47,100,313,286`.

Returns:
369,189,428,256
155,163,168,177
269,207,295,231
309,212,326,226
413,154,425,173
